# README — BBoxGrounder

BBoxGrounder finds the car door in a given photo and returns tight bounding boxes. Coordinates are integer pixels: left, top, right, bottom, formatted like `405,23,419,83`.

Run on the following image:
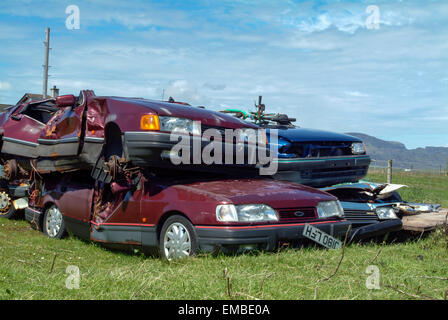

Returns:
37,94,85,158
53,178,94,240
90,183,143,246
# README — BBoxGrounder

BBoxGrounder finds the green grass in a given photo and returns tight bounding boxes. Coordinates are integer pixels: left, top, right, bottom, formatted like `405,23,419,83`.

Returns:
0,172,447,300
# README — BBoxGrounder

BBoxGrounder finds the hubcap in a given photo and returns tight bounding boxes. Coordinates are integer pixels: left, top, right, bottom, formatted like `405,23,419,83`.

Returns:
163,222,191,260
45,206,63,238
0,192,11,215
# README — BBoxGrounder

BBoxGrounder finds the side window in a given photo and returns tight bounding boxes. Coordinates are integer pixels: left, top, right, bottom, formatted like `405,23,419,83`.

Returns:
21,103,59,124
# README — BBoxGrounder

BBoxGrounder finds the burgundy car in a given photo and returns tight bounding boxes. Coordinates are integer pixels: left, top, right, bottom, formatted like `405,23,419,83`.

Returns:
0,90,265,183
25,172,351,259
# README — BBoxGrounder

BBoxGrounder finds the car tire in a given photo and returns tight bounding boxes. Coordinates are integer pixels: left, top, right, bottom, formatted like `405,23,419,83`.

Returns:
159,215,199,260
0,191,17,219
42,205,67,239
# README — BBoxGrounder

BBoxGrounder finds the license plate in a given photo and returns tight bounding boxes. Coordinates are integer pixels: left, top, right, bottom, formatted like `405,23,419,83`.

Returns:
302,223,342,249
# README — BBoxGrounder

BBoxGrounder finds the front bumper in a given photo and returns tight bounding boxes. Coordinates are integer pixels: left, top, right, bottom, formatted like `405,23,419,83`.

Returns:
348,219,403,241
123,131,268,172
272,155,371,187
195,220,352,251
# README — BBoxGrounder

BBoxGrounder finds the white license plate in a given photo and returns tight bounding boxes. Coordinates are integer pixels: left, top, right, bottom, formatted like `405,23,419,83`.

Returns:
302,223,342,249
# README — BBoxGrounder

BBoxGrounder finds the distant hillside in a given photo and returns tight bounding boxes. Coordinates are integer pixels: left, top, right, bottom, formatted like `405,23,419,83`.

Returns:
346,132,448,170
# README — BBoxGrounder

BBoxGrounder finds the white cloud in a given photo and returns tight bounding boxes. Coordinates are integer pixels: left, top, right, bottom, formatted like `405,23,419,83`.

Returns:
0,82,11,91
164,80,204,104
0,0,447,148
345,91,370,98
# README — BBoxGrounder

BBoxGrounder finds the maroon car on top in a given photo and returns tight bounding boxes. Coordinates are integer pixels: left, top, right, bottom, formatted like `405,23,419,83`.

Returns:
25,172,351,260
0,90,264,181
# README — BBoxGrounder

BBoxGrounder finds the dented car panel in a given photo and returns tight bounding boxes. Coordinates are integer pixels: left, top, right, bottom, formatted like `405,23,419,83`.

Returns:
0,90,262,176
319,181,444,236
319,182,404,239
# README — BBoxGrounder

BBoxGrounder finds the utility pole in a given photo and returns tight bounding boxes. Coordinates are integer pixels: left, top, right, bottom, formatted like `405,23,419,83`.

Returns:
43,27,50,99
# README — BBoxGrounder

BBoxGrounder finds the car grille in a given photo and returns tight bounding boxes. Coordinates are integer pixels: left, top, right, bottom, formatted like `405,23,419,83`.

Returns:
343,209,378,221
277,207,317,223
289,141,354,157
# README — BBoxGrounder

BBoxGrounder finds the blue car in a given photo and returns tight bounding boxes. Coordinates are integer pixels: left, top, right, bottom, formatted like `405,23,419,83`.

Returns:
221,100,370,187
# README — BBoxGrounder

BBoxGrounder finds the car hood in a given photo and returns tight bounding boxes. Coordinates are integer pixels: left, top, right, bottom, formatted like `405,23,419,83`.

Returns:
172,178,336,208
104,97,258,129
267,127,362,143
321,182,407,200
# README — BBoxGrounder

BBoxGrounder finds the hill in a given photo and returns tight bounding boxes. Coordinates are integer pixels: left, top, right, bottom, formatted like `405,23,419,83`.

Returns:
346,132,448,170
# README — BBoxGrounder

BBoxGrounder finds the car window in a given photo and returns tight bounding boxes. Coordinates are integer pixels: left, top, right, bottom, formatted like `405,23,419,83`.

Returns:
20,102,59,124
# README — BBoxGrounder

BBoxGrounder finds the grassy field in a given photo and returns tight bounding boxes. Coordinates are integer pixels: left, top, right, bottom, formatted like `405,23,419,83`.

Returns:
0,172,447,300
366,170,448,208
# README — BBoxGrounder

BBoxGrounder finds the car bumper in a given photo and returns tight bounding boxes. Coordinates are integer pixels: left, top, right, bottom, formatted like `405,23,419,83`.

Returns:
272,155,371,187
24,207,43,230
123,131,268,172
348,219,403,241
195,220,352,251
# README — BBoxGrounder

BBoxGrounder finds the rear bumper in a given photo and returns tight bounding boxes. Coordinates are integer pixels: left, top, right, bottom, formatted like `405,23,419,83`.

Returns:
195,220,352,251
349,219,403,241
273,155,371,187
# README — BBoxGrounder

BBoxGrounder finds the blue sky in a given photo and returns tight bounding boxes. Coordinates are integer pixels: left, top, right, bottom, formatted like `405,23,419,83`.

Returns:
0,0,447,149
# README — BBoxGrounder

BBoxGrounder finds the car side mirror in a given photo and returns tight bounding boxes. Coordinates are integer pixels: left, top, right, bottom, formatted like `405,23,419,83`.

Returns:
55,95,76,107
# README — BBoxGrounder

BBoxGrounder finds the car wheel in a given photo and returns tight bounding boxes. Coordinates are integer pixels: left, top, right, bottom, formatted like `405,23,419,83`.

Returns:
43,205,67,239
0,191,17,219
159,215,199,260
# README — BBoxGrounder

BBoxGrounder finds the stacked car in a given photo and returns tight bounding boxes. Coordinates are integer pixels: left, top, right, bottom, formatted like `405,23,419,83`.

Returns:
220,97,407,238
1,90,365,260
8,91,441,259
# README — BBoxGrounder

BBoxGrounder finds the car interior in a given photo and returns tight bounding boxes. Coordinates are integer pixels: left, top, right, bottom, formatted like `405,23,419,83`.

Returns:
19,101,59,124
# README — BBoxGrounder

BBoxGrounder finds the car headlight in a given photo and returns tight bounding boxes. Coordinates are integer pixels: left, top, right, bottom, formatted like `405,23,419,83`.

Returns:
159,116,200,135
351,142,366,155
316,201,344,219
216,204,278,222
375,207,398,220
